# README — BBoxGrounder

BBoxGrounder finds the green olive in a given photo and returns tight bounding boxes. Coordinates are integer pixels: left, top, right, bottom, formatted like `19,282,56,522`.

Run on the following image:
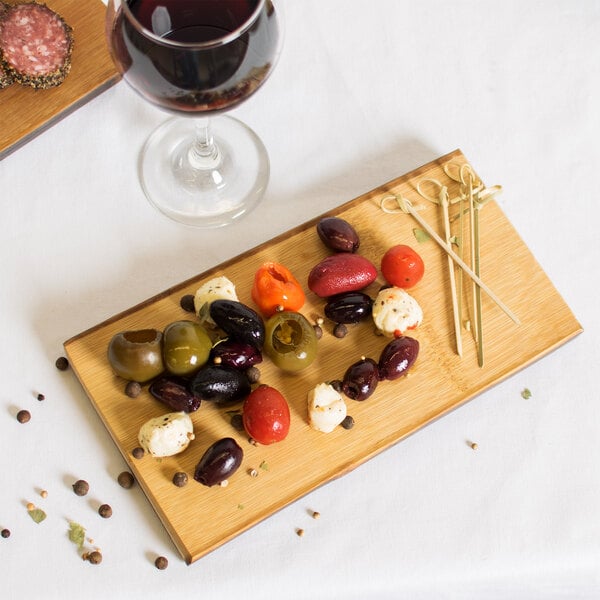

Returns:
163,320,212,376
264,311,318,372
107,329,165,383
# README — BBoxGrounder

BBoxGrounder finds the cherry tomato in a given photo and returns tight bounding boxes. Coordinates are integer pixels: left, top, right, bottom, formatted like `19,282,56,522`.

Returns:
380,244,425,288
243,385,291,444
251,262,306,317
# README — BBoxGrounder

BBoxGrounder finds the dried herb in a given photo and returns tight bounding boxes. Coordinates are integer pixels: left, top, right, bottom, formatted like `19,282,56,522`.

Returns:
259,460,269,472
68,521,86,549
413,228,430,243
28,507,47,524
521,388,532,400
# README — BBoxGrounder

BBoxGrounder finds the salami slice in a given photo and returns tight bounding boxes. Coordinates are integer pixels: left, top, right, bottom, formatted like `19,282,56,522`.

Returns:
0,1,74,89
0,1,12,88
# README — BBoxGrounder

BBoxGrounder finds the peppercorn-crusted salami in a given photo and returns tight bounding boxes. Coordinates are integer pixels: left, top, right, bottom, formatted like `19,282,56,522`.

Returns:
0,1,74,89
0,1,12,88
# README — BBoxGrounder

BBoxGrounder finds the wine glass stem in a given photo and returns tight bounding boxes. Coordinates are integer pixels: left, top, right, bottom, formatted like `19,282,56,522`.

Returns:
188,117,221,169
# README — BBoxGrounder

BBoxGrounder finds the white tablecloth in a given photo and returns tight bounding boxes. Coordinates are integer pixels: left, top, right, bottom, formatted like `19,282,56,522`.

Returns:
2,1,599,598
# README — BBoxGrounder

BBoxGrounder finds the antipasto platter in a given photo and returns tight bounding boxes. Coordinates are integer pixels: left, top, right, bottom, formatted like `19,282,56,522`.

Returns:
63,150,582,564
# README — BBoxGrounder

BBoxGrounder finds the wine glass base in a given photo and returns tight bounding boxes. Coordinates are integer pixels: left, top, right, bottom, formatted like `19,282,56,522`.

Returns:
139,115,270,228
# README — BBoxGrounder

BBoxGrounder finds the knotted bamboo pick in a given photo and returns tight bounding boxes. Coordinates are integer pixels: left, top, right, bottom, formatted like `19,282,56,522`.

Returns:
380,194,520,326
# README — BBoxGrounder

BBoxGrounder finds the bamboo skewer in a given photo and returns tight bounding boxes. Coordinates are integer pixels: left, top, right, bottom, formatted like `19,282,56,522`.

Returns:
440,186,463,357
380,194,520,326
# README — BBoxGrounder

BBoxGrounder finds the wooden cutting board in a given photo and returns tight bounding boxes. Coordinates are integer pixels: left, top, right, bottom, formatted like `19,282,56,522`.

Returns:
0,0,120,160
64,150,582,564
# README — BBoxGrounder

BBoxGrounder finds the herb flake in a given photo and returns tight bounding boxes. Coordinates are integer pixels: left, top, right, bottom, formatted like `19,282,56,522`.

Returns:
68,521,86,549
27,507,47,524
521,388,532,400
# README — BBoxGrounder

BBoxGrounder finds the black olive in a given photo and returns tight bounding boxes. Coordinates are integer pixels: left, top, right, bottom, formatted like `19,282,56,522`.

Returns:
342,357,379,401
209,300,265,349
324,291,373,324
149,375,202,412
378,336,420,381
194,437,243,487
190,364,251,405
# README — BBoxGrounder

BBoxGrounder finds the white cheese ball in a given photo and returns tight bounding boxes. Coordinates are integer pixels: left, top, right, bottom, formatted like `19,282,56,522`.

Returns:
372,287,423,336
194,276,238,326
308,383,347,433
138,412,195,458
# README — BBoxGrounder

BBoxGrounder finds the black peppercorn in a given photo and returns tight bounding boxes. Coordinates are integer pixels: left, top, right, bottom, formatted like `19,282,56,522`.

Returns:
333,323,348,338
36,393,45,401
117,471,135,489
230,413,244,431
172,472,188,487
125,381,142,398
72,479,89,496
1,528,10,538
155,556,168,570
245,366,261,384
98,504,112,518
16,410,31,423
180,294,196,313
132,447,145,459
88,551,102,564
340,415,355,430
55,356,69,371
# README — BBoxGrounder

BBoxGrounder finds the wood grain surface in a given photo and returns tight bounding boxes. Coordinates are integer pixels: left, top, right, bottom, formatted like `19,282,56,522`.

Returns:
64,150,582,564
0,0,119,159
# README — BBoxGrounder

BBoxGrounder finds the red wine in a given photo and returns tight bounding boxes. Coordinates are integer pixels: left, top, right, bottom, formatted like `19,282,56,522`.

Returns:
110,0,279,114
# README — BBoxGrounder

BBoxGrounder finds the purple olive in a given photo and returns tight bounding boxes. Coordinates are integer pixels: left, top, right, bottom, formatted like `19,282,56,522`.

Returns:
316,217,360,253
149,375,202,412
342,357,379,401
194,437,243,487
324,291,373,324
209,300,265,349
210,340,263,370
378,336,419,381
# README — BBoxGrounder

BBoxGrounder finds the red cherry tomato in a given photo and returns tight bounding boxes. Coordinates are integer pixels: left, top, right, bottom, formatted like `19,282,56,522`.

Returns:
243,385,291,445
251,262,306,317
381,244,425,288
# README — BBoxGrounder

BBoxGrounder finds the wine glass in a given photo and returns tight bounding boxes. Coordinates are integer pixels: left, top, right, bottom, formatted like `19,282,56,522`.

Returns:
106,0,283,228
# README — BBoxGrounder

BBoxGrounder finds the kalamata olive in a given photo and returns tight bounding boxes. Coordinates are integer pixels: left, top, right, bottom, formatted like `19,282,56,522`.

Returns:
378,336,420,381
209,300,265,349
162,320,212,376
210,340,263,370
324,291,373,324
194,437,243,487
190,364,251,404
264,311,318,372
316,217,360,253
342,357,380,401
149,375,202,412
107,329,164,383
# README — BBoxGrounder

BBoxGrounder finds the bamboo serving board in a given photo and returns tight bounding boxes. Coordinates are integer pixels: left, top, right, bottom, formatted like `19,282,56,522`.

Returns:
0,0,120,160
64,150,582,564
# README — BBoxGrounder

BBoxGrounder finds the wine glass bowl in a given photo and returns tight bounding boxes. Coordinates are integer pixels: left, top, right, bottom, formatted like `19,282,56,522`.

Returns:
106,0,282,227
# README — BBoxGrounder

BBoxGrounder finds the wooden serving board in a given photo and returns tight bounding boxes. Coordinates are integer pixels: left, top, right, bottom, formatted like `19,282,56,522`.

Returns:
0,0,120,160
64,150,582,564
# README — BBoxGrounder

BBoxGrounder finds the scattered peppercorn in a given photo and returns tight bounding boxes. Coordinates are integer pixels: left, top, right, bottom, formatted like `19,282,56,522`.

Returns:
125,381,142,398
117,471,135,489
72,479,89,496
180,294,196,313
155,556,168,570
55,356,69,371
329,379,343,393
132,447,145,459
98,504,112,518
312,511,321,520
36,393,45,401
88,551,103,565
230,413,244,431
245,366,261,384
296,528,305,537
313,324,323,339
17,410,31,424
333,323,348,338
1,528,10,538
340,415,355,430
172,472,188,487
40,490,48,499
26,502,35,511
470,442,478,450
